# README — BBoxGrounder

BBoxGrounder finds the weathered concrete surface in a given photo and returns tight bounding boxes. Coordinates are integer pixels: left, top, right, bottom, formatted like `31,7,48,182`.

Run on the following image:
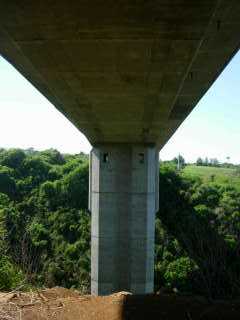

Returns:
0,1,239,148
90,144,159,294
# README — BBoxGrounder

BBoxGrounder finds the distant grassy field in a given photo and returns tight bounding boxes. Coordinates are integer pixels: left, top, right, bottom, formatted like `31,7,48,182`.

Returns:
182,165,240,190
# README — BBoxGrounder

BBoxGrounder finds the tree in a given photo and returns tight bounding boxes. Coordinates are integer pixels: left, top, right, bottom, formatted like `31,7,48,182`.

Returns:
173,155,186,170
0,166,16,198
196,157,203,166
40,149,65,165
21,156,51,186
0,149,26,170
62,164,89,209
209,158,219,167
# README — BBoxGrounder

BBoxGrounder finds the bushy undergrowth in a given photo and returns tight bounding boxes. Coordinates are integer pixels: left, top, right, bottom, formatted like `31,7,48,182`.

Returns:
0,256,25,290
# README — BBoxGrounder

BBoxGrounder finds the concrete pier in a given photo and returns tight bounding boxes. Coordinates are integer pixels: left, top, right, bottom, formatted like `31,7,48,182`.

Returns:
89,144,159,295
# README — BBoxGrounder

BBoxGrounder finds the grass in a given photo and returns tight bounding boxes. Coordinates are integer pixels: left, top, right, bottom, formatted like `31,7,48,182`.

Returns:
182,165,240,190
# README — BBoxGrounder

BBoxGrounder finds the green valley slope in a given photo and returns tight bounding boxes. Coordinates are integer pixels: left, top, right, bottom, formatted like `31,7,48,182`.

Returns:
182,165,240,190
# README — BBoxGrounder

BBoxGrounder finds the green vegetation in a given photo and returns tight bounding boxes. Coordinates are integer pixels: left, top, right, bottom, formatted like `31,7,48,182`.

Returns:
156,161,240,298
0,148,240,299
0,148,90,292
183,165,240,190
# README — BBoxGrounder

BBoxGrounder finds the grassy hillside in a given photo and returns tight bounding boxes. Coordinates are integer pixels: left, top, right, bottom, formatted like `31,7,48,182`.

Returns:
182,165,240,190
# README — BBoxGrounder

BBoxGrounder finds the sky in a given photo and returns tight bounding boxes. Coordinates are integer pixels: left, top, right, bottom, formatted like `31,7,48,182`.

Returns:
0,51,239,163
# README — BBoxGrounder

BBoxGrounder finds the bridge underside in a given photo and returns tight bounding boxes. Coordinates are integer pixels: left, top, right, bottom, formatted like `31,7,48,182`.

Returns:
0,1,239,147
0,0,239,295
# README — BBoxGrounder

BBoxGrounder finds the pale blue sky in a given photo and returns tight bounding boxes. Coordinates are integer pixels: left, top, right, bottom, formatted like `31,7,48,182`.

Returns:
0,51,239,163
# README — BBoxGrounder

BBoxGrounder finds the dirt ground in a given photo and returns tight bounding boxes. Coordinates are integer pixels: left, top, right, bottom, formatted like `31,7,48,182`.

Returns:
0,287,240,320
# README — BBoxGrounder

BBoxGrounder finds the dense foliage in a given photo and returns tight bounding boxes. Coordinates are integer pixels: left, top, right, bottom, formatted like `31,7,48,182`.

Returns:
155,162,240,298
0,148,90,292
0,148,240,298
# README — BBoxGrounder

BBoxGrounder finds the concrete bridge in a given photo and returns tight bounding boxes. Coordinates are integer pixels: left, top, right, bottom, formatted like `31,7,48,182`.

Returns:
0,0,239,295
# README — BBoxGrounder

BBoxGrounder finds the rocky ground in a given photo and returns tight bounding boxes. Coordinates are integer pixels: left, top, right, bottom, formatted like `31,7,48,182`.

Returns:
0,287,240,320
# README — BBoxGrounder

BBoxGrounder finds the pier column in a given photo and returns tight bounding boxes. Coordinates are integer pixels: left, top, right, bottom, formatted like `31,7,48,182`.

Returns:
89,144,159,295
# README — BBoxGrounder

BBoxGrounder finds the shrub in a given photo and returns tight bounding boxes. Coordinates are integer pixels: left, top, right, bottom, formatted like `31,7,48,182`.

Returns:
164,257,196,292
0,256,25,291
